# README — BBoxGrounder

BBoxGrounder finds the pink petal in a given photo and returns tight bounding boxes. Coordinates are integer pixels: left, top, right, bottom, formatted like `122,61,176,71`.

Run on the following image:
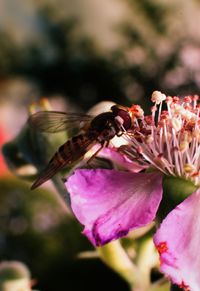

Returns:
66,169,163,246
98,147,145,172
154,189,200,291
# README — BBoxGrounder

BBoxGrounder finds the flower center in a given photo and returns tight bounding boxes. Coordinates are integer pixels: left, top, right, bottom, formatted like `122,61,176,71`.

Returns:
122,91,200,186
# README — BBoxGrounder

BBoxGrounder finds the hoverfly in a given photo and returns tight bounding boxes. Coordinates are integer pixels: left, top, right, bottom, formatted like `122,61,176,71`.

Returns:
29,105,134,189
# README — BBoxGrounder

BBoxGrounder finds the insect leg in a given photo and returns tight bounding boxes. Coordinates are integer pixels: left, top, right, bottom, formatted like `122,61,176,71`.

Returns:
116,132,124,137
86,143,105,165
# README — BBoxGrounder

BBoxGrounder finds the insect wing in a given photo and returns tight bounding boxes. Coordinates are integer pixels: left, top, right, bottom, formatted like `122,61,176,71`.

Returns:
28,111,93,134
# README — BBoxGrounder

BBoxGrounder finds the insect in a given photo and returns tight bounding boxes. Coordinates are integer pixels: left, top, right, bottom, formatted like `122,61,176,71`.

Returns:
29,105,134,189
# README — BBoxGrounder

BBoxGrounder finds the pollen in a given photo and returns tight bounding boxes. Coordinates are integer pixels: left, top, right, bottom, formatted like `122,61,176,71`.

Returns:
129,104,144,118
183,164,196,174
171,118,182,132
121,91,200,185
179,141,189,152
151,91,166,104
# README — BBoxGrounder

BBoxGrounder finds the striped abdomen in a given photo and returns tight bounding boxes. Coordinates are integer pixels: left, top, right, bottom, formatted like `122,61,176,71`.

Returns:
31,133,96,189
56,134,95,165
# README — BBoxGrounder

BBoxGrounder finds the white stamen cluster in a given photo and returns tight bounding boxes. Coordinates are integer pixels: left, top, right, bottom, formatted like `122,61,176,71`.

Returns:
124,91,200,185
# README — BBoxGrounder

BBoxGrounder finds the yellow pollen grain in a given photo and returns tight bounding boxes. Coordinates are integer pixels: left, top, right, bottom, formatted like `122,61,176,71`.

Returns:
183,164,195,173
179,141,189,152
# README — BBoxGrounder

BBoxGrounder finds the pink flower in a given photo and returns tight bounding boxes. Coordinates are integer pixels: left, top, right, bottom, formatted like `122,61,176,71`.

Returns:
66,91,200,290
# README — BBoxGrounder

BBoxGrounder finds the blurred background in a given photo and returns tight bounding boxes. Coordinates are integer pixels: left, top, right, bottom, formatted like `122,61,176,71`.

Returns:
1,0,200,290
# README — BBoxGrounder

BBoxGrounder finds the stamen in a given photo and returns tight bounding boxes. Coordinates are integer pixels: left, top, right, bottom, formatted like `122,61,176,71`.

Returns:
151,91,166,104
183,164,196,174
124,91,200,185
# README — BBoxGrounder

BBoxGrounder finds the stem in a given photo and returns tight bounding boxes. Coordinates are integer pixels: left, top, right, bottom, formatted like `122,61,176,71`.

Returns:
52,176,72,216
136,237,159,290
98,240,143,289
